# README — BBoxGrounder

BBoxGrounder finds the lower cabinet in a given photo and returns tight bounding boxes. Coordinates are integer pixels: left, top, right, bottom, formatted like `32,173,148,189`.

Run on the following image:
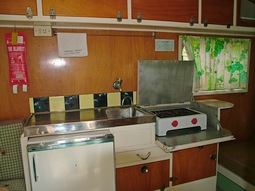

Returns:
116,159,169,191
171,143,217,186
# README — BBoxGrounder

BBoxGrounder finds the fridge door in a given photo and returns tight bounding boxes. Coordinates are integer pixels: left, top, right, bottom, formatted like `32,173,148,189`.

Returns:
27,131,115,191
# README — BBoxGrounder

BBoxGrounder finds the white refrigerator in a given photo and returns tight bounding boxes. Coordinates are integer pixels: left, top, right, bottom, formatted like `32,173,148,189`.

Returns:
27,130,116,191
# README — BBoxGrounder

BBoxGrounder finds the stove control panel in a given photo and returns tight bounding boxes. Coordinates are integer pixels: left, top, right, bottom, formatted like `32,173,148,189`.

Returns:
153,108,207,136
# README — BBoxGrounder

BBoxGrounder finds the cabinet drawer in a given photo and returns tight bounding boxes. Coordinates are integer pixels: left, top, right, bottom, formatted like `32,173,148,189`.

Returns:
116,146,169,168
110,123,155,152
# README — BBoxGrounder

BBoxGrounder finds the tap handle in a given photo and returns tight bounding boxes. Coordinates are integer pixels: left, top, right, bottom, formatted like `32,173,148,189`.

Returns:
113,77,123,92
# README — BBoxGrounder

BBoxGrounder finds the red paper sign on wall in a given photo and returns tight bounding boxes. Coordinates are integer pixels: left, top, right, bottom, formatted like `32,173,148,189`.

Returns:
5,32,29,93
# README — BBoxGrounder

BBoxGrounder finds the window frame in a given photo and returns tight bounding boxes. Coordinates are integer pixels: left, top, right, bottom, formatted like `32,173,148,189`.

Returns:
178,35,251,96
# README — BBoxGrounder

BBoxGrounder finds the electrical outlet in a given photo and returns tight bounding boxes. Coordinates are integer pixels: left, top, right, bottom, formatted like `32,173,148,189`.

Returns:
34,26,52,37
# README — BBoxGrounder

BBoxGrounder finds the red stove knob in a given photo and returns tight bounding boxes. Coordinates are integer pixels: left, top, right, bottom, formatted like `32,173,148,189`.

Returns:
171,120,178,127
191,118,198,125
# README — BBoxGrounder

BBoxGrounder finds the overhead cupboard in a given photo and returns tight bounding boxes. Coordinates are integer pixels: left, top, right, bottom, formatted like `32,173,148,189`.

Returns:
41,0,128,19
0,0,254,35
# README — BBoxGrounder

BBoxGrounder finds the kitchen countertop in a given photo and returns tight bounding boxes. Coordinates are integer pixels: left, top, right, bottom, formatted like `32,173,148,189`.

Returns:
156,126,234,152
24,106,155,138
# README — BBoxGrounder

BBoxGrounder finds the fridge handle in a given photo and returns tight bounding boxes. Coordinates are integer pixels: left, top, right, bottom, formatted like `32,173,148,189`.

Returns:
33,154,39,182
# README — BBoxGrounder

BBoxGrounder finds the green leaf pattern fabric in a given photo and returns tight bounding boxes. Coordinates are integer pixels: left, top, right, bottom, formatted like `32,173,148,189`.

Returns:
182,36,250,92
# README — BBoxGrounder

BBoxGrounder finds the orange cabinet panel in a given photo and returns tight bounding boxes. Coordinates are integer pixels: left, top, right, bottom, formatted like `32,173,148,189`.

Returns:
172,144,217,185
131,0,198,23
42,0,127,19
0,0,37,15
202,0,234,25
201,0,234,26
116,160,169,191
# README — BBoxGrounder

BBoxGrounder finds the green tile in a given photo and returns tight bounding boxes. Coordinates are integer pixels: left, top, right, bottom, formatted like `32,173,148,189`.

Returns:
217,172,246,191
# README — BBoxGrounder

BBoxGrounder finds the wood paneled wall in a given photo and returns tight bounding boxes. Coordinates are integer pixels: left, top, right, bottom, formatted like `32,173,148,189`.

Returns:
0,28,254,141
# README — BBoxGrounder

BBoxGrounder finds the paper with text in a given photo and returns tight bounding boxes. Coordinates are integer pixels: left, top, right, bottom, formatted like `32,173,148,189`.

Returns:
57,33,88,57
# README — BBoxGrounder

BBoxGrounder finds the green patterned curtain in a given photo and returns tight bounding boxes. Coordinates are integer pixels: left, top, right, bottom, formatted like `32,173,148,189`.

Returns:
182,36,250,92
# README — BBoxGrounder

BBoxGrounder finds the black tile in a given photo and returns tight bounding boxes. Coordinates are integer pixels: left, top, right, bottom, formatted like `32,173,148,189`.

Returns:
94,93,107,108
121,92,133,105
65,111,80,121
65,95,79,110
33,97,50,113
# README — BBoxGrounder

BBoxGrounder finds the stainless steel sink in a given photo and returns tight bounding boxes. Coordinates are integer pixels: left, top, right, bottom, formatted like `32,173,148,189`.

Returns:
24,105,156,137
106,107,145,118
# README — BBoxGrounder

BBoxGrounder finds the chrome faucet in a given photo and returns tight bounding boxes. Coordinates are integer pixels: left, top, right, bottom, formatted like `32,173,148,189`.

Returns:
121,96,133,106
122,96,135,116
113,78,123,92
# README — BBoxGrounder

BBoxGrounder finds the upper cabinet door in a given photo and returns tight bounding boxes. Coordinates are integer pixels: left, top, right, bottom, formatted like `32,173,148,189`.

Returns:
0,0,37,15
131,0,198,23
236,0,255,27
42,0,127,19
201,0,234,26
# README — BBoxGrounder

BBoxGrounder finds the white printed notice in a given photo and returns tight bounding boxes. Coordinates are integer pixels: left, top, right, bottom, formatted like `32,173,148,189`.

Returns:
57,33,88,57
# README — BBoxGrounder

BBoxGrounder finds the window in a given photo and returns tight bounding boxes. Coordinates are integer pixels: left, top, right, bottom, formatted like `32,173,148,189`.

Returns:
179,36,251,95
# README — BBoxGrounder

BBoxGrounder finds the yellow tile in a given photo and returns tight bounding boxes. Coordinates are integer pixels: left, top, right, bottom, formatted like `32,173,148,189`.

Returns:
133,91,137,105
51,112,65,121
80,109,95,121
79,94,94,109
29,98,34,113
107,92,121,107
49,96,65,112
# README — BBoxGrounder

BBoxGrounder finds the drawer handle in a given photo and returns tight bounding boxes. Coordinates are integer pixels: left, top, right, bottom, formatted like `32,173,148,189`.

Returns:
136,151,151,160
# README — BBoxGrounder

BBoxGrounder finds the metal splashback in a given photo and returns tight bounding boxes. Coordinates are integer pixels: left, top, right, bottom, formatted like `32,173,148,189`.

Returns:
138,60,194,106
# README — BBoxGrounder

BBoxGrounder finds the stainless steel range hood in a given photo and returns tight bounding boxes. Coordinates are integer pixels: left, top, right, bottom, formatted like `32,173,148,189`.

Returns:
137,60,195,106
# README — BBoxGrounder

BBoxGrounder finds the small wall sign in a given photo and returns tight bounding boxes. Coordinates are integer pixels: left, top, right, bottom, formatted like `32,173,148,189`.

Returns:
155,39,174,52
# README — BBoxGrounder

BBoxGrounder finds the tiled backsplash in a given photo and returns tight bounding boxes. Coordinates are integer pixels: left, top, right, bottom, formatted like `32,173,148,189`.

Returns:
29,92,136,113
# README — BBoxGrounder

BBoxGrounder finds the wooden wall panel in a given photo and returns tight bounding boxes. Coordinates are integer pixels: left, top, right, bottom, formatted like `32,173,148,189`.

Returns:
0,28,177,120
0,27,254,141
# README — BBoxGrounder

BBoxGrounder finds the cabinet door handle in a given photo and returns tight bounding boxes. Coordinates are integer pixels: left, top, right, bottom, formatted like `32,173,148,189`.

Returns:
26,7,33,19
190,16,194,26
210,154,217,160
32,154,39,182
136,151,151,160
204,18,209,27
137,12,142,23
49,8,56,19
160,184,166,191
117,11,122,22
141,165,149,173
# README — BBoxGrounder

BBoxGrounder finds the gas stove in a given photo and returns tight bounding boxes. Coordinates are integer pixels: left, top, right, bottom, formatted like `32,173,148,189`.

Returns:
137,60,208,137
150,107,207,136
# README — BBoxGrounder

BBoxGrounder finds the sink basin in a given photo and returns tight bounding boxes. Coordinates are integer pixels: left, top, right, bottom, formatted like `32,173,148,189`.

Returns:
106,106,145,119
24,105,156,137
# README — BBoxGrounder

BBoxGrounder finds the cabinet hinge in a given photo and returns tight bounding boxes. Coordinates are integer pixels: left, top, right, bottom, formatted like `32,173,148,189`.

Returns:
169,177,178,182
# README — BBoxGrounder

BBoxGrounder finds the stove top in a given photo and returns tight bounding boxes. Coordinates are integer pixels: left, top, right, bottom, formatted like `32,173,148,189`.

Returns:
151,108,199,118
146,107,207,136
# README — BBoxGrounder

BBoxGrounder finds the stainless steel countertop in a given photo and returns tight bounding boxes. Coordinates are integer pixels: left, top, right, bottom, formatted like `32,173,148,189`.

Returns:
156,127,234,152
24,106,155,138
